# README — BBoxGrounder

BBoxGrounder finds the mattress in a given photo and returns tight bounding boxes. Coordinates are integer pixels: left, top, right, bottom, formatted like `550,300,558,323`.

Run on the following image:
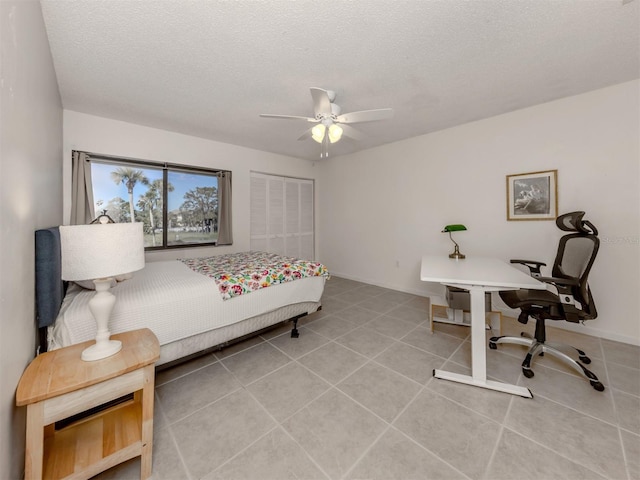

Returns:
48,259,326,350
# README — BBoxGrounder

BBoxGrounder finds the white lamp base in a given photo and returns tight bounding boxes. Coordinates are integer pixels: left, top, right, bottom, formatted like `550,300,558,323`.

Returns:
82,277,122,362
81,339,122,361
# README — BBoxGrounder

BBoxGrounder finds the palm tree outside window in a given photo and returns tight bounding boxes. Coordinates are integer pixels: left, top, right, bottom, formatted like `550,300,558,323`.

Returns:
110,167,150,223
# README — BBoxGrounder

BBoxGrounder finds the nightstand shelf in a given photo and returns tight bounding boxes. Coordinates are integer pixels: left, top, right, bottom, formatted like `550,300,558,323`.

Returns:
17,328,160,480
43,401,142,479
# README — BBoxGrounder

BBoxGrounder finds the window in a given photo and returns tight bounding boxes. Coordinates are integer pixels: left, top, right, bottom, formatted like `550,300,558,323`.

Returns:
250,172,314,259
86,154,231,250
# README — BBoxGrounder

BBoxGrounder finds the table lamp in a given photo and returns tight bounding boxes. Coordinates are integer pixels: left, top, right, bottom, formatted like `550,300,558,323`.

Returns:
60,222,145,361
442,224,467,259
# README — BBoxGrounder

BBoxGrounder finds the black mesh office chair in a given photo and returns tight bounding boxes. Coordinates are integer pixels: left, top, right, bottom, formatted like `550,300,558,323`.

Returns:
489,211,604,391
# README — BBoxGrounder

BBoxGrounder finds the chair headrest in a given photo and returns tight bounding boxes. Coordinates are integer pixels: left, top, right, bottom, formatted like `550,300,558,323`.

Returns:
556,211,598,235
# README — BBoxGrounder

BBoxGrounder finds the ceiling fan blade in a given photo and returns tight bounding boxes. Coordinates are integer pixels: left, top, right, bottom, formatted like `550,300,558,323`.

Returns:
340,124,365,141
297,129,312,141
310,87,332,117
337,108,393,124
259,114,317,122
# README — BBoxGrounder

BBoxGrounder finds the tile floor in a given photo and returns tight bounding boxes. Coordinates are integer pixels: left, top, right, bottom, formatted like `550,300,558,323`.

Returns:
96,277,640,480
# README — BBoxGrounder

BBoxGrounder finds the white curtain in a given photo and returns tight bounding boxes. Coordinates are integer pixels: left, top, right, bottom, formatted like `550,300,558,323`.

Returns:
217,171,233,245
70,151,95,225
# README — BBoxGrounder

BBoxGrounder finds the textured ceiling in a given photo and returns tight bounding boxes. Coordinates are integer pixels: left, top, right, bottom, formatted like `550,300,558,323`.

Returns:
40,0,639,161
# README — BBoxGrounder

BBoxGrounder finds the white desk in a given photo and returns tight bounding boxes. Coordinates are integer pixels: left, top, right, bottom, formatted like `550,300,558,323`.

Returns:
420,255,545,398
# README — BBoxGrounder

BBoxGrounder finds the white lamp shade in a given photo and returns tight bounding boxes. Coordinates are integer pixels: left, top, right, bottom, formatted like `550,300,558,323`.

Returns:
60,223,145,281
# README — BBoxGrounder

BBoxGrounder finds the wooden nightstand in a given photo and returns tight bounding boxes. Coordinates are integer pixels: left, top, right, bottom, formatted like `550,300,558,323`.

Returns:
16,328,160,480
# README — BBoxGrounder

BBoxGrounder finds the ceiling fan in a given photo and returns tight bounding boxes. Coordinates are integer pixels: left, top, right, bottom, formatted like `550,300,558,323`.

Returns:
260,87,393,158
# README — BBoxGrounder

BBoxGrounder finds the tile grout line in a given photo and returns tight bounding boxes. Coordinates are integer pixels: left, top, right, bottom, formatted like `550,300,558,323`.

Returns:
154,390,198,480
481,390,517,480
154,354,219,387
199,356,333,479
273,330,438,480
348,314,476,476
600,337,634,480
164,421,196,480
337,422,394,480
384,381,473,480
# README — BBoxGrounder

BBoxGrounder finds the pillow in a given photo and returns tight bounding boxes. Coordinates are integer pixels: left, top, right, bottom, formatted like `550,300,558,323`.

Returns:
74,278,117,290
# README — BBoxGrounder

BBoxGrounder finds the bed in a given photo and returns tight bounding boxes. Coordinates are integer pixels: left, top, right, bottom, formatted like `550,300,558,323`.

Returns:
35,227,328,367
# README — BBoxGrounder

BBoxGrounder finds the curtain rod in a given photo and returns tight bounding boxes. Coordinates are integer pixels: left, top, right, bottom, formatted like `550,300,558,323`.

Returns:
75,150,230,177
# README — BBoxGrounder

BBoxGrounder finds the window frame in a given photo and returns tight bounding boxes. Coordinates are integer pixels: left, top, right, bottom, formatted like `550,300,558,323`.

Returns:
86,153,231,251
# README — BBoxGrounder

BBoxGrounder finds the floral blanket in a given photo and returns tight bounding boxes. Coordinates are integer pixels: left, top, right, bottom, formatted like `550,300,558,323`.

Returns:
180,251,330,300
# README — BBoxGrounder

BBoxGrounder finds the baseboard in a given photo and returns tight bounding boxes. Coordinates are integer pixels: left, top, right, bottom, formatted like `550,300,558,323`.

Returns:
328,270,440,298
493,306,640,347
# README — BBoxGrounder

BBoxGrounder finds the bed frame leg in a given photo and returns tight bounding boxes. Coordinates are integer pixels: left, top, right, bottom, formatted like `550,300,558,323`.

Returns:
290,308,317,338
291,317,300,338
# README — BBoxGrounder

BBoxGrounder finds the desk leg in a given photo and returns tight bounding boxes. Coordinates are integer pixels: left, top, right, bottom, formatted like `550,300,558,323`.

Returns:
469,287,487,383
433,286,532,398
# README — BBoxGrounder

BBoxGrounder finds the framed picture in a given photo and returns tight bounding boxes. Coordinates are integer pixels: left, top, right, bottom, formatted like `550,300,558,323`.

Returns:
506,170,558,221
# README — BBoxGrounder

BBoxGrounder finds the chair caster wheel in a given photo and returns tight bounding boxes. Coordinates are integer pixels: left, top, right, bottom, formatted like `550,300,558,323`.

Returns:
579,355,591,364
489,342,497,350
591,381,605,392
522,368,534,378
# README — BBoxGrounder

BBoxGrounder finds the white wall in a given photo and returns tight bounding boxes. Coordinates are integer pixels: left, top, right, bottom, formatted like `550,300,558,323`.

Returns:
63,111,318,262
317,80,640,345
0,1,63,478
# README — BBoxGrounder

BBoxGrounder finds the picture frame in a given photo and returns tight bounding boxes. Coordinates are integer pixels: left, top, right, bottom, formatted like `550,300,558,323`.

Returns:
506,170,558,221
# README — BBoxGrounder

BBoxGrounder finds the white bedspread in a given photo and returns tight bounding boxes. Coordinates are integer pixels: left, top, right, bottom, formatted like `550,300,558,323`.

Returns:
49,259,325,349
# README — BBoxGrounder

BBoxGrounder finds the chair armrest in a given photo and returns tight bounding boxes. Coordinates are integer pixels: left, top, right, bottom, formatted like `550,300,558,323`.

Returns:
538,276,579,297
538,276,581,306
537,276,579,288
510,259,547,277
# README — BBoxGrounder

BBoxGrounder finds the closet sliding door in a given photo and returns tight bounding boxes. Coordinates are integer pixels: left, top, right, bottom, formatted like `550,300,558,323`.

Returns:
250,172,315,259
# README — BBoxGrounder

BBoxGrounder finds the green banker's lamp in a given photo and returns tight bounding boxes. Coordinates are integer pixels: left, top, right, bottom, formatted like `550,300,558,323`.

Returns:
442,224,467,259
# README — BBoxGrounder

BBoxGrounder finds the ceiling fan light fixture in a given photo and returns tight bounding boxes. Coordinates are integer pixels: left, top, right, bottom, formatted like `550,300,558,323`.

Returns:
328,123,343,143
260,87,393,153
311,124,326,143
